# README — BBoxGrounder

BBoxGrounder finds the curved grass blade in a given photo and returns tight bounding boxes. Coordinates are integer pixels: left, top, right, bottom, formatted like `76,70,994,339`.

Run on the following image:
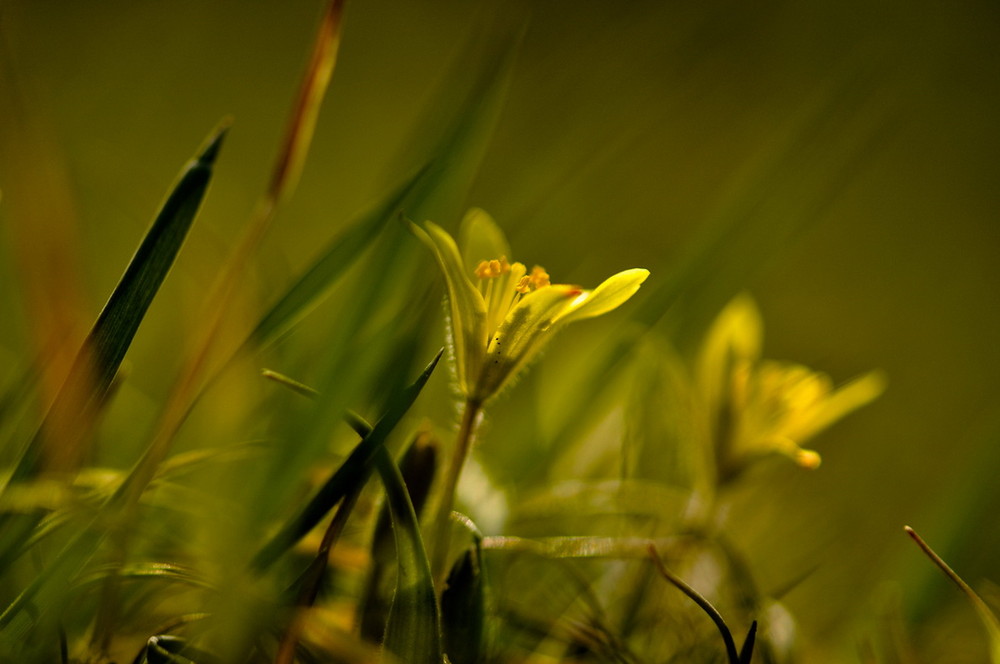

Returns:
252,348,443,570
361,429,438,643
376,442,442,664
345,413,442,664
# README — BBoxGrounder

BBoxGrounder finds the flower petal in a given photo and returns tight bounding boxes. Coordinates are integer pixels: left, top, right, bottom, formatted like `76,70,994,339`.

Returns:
410,221,487,396
786,369,887,441
459,208,511,276
553,268,650,326
473,285,581,401
696,293,763,426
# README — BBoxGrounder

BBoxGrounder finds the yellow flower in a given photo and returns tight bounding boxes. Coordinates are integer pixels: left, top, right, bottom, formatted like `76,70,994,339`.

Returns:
411,209,649,403
697,294,886,481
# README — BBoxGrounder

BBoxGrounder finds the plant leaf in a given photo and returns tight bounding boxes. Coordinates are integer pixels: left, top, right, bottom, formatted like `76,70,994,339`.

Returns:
246,165,430,350
11,124,227,482
340,414,443,663
252,349,443,570
377,445,442,664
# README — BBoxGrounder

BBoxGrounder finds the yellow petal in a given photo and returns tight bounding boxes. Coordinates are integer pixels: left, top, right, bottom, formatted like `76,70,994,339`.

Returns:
696,293,763,424
553,268,650,325
410,220,487,396
459,208,511,276
787,369,887,441
473,285,581,401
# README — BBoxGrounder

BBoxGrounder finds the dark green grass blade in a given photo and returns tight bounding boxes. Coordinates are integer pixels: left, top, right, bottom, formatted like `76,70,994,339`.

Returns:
345,413,442,664
245,165,429,350
77,126,227,401
376,445,442,664
0,125,226,575
9,124,227,483
359,430,438,643
252,349,443,570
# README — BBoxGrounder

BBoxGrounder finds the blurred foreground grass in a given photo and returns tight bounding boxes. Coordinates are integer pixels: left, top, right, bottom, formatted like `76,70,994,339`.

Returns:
2,1,1000,662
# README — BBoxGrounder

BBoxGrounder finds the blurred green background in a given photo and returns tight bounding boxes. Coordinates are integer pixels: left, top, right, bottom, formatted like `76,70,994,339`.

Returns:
2,0,999,661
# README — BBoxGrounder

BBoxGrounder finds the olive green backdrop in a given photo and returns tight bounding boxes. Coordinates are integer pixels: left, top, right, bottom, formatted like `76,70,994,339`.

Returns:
3,1,999,661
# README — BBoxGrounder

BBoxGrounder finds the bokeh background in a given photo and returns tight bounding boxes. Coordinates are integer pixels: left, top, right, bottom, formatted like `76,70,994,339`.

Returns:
2,0,999,661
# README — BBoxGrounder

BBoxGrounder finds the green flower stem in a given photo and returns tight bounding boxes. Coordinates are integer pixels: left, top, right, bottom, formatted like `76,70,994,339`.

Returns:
431,398,482,584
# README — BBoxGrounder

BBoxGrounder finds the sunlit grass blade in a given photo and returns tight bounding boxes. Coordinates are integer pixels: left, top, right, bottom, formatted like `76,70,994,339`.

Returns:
265,0,345,206
905,526,1000,663
252,348,443,569
0,126,226,579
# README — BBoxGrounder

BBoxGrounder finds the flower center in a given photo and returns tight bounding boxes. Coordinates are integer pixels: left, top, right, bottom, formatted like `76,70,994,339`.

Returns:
473,257,551,343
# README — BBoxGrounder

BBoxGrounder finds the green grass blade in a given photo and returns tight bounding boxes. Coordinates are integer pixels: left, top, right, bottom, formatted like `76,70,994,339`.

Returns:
79,126,227,399
360,430,438,644
0,125,226,575
245,165,429,350
252,348,443,569
11,124,227,482
0,525,104,641
336,412,443,663
376,445,442,664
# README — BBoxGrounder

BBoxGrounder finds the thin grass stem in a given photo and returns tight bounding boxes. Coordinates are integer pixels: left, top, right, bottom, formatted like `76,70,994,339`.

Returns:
430,398,482,584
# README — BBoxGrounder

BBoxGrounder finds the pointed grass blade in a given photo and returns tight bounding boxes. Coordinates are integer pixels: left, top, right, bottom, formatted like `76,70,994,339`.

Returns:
252,349,443,569
75,124,227,407
10,124,227,482
738,621,758,664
